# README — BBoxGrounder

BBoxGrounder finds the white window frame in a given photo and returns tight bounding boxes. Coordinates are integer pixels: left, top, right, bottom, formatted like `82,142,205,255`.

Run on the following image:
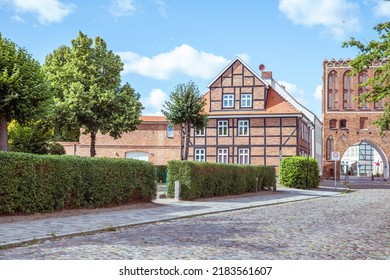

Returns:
223,94,234,108
218,120,228,136
167,125,173,138
217,148,229,164
195,149,206,162
195,127,205,136
241,94,252,108
238,120,249,136
238,148,250,164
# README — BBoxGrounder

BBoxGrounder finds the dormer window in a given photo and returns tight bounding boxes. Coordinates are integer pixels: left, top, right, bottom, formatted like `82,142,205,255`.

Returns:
223,94,234,108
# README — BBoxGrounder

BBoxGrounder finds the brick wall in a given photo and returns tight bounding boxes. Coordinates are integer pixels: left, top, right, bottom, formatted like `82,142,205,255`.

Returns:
322,59,390,179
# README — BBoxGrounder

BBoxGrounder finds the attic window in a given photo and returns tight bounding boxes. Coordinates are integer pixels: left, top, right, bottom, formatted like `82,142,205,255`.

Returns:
223,94,234,108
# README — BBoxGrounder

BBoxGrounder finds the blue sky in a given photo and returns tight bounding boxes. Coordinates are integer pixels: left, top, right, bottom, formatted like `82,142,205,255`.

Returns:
1,0,390,118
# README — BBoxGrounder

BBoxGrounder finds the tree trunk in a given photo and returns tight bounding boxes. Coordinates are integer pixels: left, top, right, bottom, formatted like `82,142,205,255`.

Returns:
90,131,97,157
0,114,9,152
182,122,190,160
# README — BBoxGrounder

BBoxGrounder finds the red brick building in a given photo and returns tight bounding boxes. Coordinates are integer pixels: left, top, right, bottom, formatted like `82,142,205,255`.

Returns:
322,58,389,180
62,116,181,165
188,58,322,168
63,57,322,171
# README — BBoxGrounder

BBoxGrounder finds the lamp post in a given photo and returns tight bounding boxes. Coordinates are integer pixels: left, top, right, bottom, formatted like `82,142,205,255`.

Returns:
305,125,311,190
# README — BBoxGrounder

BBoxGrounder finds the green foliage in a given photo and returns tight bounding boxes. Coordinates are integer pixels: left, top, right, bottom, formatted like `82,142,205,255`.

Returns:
280,156,320,189
162,81,208,160
343,21,390,134
48,142,66,155
8,120,52,154
166,161,276,200
155,165,168,183
0,33,50,151
0,152,157,214
43,31,143,155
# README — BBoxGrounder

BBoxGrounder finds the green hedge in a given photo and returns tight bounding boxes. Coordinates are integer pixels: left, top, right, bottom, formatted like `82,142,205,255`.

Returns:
166,161,276,200
280,156,320,189
0,152,157,214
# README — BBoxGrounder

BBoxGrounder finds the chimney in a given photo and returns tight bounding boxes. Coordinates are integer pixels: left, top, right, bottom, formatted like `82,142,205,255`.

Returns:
261,71,274,88
261,71,272,79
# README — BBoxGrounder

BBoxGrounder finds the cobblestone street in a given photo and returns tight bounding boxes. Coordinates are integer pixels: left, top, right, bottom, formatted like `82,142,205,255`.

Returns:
1,184,389,260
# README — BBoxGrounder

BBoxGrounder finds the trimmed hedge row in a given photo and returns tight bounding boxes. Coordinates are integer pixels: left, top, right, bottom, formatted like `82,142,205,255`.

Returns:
0,152,157,214
166,161,276,200
280,156,320,189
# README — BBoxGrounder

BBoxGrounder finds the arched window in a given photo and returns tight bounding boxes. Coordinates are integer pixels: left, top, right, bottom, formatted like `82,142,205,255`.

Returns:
326,137,335,160
343,71,354,109
328,71,338,110
374,70,385,109
358,71,369,109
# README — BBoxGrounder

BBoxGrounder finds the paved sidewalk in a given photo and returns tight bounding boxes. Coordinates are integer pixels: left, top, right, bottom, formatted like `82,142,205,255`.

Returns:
0,186,346,248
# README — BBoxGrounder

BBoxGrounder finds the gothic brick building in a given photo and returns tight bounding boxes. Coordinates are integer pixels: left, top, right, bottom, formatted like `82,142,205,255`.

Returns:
322,58,389,180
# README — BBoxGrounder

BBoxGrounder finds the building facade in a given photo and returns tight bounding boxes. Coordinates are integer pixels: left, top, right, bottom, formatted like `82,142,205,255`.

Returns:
63,57,322,171
188,58,322,168
322,58,390,180
62,116,181,166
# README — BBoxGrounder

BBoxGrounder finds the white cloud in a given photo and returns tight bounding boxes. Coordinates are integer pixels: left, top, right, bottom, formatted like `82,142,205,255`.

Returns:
110,0,136,17
11,14,25,23
117,44,229,80
278,0,360,40
278,80,306,104
314,84,322,100
12,0,75,24
155,0,167,18
142,88,168,116
372,0,390,18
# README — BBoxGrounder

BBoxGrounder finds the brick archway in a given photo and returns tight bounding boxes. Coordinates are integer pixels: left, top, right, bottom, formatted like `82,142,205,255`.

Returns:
323,135,389,180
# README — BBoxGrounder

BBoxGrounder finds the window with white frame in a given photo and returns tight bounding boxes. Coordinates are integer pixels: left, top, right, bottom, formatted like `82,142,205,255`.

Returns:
223,94,234,108
217,148,228,164
238,120,249,136
195,127,205,136
238,148,250,164
241,94,252,108
218,120,228,136
167,125,173,138
194,149,205,162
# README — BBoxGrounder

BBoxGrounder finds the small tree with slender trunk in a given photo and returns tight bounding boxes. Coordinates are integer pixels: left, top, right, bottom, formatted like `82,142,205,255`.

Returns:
162,81,208,160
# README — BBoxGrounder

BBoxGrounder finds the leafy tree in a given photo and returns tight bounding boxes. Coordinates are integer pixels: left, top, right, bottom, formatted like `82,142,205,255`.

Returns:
8,120,52,154
343,21,390,133
162,81,208,160
43,31,143,157
0,33,49,151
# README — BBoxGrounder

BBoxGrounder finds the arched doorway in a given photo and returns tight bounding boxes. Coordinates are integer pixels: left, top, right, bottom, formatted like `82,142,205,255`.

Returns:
340,140,388,180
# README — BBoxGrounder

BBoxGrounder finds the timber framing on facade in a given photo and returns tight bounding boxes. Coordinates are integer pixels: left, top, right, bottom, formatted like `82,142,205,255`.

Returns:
188,57,322,168
322,58,390,180
62,57,322,171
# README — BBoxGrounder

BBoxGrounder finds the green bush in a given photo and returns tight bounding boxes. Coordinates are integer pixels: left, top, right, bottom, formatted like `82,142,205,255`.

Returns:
48,142,66,155
280,156,320,189
166,161,276,200
0,152,157,214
